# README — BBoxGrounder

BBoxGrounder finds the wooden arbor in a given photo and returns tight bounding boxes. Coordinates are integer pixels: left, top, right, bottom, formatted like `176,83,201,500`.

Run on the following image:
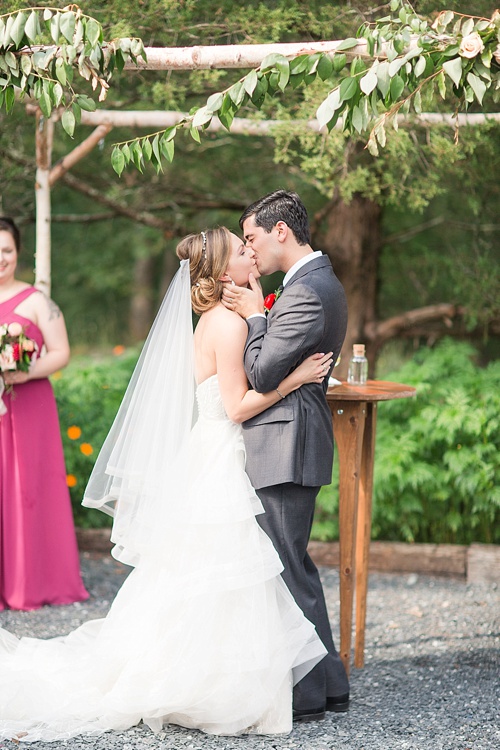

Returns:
31,40,500,294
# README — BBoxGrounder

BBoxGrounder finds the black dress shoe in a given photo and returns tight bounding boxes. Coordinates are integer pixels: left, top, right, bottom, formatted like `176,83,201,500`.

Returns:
326,693,350,713
292,706,326,723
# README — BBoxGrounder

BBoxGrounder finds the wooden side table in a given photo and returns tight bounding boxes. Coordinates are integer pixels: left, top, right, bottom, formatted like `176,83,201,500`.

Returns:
326,380,416,674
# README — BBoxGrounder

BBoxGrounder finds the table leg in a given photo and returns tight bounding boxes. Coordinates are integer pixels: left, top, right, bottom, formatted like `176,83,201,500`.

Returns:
331,401,366,675
354,402,377,668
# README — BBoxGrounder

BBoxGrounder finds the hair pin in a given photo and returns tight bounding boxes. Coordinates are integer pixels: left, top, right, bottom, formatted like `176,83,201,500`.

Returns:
201,231,207,258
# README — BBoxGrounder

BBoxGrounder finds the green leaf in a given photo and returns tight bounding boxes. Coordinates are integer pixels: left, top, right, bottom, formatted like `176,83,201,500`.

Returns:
4,86,15,114
390,74,405,100
376,61,391,97
467,72,486,104
130,141,143,172
351,105,364,133
316,88,341,130
317,55,333,81
141,137,152,161
443,57,463,87
61,108,76,137
289,55,309,74
335,38,359,52
189,125,201,143
75,94,96,112
228,81,245,106
339,76,358,102
11,11,27,47
206,92,223,113
25,10,40,43
39,90,52,118
437,70,447,99
276,59,290,91
414,55,426,77
164,126,177,142
151,134,161,164
53,82,64,107
260,53,288,72
192,106,212,128
50,13,60,44
160,137,175,162
413,89,422,114
20,55,32,76
218,109,234,131
360,68,378,95
244,70,258,96
111,146,125,176
72,102,82,124
55,57,67,86
60,11,76,43
85,18,101,46
332,53,347,73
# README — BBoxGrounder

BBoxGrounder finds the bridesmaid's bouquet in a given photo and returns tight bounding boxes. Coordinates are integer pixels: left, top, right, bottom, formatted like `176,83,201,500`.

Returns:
0,322,38,413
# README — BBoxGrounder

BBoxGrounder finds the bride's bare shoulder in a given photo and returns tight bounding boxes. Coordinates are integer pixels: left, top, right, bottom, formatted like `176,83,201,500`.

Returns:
205,303,247,333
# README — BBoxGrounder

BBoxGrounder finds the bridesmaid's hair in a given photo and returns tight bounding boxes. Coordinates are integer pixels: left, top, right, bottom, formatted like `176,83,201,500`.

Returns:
176,227,231,314
0,217,21,253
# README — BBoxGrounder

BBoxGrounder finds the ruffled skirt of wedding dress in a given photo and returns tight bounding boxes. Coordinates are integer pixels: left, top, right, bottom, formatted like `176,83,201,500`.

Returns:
0,383,326,742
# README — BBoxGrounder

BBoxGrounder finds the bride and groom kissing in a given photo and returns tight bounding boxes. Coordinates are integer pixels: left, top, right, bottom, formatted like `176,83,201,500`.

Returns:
0,190,349,740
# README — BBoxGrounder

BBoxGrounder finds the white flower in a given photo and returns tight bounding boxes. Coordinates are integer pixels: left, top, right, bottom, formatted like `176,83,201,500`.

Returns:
493,43,500,66
0,345,16,370
459,32,485,59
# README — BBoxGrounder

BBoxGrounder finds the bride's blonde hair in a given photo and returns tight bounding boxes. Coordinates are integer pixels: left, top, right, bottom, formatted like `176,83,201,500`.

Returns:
176,227,232,314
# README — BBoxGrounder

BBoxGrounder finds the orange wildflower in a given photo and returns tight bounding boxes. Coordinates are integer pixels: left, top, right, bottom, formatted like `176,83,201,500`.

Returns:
80,443,93,456
67,425,82,440
113,345,125,356
66,474,77,487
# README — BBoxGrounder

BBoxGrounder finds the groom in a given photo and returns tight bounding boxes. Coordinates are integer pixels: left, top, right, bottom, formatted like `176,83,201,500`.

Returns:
222,190,349,722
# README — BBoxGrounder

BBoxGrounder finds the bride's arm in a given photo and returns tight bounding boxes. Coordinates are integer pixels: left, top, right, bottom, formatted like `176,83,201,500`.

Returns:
215,311,331,424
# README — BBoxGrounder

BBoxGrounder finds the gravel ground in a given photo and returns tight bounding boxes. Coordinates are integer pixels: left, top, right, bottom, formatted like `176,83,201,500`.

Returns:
0,553,498,750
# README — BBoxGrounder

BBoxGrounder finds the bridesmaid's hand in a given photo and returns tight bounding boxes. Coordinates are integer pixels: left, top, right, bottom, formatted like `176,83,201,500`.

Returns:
2,370,30,385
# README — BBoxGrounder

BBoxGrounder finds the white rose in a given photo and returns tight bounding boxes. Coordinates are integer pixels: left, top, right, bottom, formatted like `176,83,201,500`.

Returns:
494,43,500,66
0,345,16,370
459,32,485,59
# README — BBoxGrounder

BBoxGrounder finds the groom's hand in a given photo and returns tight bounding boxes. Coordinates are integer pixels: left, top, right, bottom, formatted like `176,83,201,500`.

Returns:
222,273,265,319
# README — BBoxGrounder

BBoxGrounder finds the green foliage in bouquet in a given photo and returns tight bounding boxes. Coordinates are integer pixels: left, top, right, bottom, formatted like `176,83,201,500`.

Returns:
313,340,500,545
53,348,139,528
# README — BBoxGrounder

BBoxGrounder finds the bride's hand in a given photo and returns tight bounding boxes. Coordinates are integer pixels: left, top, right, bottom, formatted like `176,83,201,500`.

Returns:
293,352,334,386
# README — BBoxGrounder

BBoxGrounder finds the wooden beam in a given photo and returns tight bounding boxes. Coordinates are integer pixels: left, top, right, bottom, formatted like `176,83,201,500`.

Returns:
123,40,381,71
49,123,113,186
34,111,53,296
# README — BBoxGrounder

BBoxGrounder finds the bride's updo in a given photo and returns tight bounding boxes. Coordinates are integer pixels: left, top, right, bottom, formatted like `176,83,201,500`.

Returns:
176,227,232,314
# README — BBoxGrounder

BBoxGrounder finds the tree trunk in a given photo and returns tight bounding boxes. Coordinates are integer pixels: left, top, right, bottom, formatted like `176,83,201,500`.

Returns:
313,194,381,378
129,256,156,341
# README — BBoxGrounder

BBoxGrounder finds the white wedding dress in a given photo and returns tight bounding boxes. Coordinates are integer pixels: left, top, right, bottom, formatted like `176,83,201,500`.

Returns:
0,375,326,742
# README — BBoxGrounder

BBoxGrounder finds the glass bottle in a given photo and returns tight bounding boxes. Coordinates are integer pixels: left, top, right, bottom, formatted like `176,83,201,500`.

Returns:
347,344,368,385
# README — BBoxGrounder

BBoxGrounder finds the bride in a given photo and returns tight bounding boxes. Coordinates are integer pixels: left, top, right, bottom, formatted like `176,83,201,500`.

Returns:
0,227,333,741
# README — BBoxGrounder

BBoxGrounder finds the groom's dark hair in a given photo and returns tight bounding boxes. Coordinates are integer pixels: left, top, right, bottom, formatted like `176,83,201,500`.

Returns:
239,190,310,246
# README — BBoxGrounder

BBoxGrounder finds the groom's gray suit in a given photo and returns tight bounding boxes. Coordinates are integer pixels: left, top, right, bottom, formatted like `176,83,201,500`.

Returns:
242,253,349,711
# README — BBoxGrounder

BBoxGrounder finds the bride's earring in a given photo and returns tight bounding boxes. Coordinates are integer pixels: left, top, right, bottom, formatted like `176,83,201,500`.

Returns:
221,274,236,285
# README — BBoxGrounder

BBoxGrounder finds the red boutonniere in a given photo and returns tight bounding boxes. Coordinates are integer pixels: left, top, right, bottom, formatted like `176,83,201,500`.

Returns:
263,286,283,314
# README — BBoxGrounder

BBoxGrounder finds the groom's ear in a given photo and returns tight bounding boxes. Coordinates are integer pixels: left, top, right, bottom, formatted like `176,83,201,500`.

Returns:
275,221,288,242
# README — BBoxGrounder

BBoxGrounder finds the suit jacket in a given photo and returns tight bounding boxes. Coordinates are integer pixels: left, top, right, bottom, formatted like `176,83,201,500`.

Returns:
242,254,348,489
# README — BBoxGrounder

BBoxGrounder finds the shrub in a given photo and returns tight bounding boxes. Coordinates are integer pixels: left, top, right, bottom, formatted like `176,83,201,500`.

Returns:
53,348,139,528
313,340,500,544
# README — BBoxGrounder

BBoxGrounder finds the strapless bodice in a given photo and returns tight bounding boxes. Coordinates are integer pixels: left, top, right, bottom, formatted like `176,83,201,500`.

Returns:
196,375,228,421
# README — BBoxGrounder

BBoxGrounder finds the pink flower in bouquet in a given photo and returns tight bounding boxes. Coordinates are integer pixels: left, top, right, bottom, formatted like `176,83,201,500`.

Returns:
7,322,23,337
22,339,35,354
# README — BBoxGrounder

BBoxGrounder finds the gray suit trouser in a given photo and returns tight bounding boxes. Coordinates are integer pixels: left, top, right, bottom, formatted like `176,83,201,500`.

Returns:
256,483,349,710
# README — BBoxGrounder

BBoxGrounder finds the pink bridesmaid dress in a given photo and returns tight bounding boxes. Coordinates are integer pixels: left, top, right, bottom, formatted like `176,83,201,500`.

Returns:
0,287,88,610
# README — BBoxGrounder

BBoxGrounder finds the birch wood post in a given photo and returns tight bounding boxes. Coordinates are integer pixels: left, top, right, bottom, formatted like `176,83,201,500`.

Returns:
35,111,53,296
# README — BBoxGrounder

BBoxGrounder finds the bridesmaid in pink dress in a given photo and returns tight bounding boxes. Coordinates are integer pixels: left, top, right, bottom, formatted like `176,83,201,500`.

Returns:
0,217,88,610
